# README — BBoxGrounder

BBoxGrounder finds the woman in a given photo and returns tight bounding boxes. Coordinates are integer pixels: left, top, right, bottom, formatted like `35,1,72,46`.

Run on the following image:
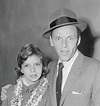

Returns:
1,43,49,106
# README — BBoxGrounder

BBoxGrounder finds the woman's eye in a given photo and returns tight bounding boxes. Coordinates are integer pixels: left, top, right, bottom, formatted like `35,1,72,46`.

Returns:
35,63,40,66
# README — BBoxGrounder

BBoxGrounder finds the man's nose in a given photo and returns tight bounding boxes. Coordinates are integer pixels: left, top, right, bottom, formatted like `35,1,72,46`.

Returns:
62,40,67,48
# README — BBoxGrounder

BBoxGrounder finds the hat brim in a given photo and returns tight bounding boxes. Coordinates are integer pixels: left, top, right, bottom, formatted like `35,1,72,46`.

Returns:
42,22,87,39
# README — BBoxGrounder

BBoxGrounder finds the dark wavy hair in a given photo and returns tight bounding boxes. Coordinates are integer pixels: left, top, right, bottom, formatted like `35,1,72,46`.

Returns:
15,43,49,78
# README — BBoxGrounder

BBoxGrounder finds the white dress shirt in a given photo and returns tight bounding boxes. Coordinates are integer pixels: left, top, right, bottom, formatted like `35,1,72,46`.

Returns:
57,50,79,92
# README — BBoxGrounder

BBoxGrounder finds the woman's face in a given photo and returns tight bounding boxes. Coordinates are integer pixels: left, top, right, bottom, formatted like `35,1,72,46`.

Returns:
21,55,42,85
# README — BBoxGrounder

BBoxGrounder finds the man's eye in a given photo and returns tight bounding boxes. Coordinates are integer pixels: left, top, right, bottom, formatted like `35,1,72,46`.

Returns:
24,64,28,67
56,37,61,40
68,37,73,41
69,37,72,40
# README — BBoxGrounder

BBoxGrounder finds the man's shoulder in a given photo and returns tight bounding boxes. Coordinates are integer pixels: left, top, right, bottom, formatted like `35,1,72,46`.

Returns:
48,60,57,69
76,52,100,71
84,55,100,65
81,55,100,74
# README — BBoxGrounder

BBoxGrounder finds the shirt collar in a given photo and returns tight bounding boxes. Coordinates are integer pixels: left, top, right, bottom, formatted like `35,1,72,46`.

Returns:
22,77,39,93
22,81,39,93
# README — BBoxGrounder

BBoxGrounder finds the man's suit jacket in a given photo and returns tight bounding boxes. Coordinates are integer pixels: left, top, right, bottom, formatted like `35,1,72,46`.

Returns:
47,52,100,106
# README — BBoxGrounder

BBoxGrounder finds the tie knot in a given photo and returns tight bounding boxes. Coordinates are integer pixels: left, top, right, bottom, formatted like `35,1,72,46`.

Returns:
59,62,64,69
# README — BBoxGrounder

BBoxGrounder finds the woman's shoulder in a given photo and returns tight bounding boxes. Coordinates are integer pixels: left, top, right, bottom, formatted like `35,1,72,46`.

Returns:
1,85,14,106
5,84,14,97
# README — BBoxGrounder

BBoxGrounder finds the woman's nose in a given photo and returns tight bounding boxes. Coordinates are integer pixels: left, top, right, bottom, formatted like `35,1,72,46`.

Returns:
30,66,35,72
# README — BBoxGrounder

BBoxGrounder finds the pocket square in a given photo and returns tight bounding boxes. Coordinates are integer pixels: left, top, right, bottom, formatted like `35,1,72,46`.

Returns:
72,91,82,94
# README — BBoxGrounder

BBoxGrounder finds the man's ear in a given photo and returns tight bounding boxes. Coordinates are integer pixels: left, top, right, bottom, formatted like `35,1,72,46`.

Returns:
77,36,81,46
50,36,54,46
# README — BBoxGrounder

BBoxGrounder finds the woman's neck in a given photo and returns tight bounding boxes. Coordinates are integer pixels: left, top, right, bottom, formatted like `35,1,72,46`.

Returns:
22,76,39,86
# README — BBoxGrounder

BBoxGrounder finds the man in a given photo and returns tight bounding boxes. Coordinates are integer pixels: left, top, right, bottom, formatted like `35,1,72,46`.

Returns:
42,8,100,106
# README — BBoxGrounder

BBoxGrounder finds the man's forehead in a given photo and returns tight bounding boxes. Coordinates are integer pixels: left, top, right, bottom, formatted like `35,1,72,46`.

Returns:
52,25,77,35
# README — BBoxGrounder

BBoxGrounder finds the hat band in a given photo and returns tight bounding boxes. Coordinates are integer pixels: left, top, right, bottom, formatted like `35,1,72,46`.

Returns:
50,17,77,28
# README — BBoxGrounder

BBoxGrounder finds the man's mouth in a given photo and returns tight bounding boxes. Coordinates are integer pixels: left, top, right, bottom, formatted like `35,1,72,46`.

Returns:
61,50,69,54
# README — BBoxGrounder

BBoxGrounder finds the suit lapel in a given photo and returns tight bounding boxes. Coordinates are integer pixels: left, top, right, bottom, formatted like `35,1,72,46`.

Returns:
60,52,84,106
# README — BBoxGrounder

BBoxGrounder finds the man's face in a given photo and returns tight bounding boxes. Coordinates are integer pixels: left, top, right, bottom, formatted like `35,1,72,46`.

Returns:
50,25,80,62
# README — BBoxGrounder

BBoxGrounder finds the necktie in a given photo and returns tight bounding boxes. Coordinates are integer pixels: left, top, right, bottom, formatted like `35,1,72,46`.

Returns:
56,62,64,106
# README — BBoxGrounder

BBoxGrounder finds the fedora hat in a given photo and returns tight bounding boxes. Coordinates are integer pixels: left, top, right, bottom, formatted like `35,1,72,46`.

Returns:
42,8,87,39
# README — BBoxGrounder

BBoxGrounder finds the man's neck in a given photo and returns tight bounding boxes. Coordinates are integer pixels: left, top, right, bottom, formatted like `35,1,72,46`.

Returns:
58,50,79,63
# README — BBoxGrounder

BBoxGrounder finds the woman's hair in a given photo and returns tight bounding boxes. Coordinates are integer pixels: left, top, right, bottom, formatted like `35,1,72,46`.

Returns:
15,43,49,78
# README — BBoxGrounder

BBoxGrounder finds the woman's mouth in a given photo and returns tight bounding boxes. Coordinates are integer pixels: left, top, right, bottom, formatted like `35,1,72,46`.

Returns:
30,74,37,78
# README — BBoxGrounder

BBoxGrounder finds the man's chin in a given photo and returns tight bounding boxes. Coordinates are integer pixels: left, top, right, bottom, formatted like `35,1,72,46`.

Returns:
59,56,70,62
